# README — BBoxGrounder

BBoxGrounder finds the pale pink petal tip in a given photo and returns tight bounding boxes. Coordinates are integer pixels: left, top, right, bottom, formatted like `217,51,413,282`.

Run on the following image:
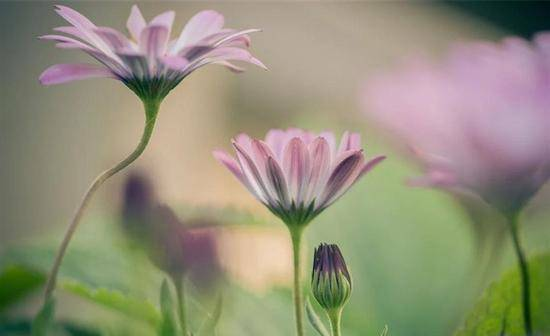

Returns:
39,63,114,85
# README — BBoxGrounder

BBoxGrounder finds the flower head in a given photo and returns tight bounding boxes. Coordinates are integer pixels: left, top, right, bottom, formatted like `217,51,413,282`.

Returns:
363,34,550,215
40,5,266,102
214,128,385,226
122,174,222,290
311,243,352,311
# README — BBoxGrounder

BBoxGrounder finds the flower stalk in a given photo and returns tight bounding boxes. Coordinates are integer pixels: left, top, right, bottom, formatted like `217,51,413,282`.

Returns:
327,308,343,336
508,212,532,336
290,226,305,336
42,99,160,302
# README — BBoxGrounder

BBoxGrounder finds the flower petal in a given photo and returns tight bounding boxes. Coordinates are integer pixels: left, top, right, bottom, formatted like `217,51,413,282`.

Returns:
305,137,331,205
213,150,247,186
358,155,386,178
232,140,271,205
266,156,290,208
127,5,146,42
53,26,88,41
319,151,365,208
149,10,175,34
337,131,361,154
39,63,114,85
172,10,224,54
283,137,310,205
54,5,118,60
161,55,190,71
184,47,267,75
265,129,287,160
214,61,245,73
213,29,260,48
140,25,169,73
94,27,132,51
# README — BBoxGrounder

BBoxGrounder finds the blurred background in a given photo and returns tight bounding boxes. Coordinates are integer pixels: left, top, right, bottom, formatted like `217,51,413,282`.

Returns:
2,2,550,336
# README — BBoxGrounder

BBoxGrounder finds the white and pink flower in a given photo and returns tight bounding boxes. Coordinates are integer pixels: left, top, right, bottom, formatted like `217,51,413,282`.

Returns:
214,129,385,226
40,5,265,101
363,35,550,214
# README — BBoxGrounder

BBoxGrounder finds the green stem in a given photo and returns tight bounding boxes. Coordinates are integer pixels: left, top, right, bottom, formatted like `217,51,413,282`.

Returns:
174,276,188,336
42,99,160,302
289,226,305,336
508,213,532,336
327,308,343,336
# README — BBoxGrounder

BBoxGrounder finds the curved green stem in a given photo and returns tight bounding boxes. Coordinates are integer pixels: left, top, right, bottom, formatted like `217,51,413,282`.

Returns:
42,99,160,302
173,276,188,336
289,226,305,336
508,213,532,336
327,308,342,336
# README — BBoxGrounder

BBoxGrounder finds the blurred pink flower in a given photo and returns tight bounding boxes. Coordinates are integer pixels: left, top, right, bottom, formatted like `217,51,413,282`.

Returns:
363,34,550,215
214,128,385,226
122,174,222,290
39,5,265,101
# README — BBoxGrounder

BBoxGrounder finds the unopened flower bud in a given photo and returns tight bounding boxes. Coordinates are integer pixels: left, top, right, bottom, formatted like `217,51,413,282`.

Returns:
311,243,352,311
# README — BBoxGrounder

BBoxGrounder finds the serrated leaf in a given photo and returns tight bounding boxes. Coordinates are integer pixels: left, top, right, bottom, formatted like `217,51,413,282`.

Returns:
159,280,178,336
31,297,55,336
197,295,223,336
0,265,45,313
454,253,550,336
62,281,161,328
306,298,330,336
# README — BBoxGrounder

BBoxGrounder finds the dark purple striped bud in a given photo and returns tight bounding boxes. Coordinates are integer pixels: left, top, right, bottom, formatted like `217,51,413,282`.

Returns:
311,243,352,311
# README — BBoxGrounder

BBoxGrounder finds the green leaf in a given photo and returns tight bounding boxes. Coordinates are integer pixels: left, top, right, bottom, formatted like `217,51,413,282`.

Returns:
62,281,160,328
454,253,550,336
305,298,330,336
379,325,388,336
0,265,45,313
31,297,55,336
159,280,178,336
197,295,223,336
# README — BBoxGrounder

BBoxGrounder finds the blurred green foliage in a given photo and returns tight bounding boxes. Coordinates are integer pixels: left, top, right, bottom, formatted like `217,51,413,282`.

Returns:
454,253,550,336
1,152,550,336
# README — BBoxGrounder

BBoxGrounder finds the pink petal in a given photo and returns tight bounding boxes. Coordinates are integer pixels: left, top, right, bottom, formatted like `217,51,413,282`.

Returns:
318,131,337,156
149,11,175,34
250,140,281,201
359,155,386,178
283,137,310,205
186,47,267,74
40,34,86,44
232,140,271,205
213,150,247,186
305,137,331,204
140,25,169,64
172,10,225,53
337,131,361,154
233,133,253,152
213,29,260,47
214,61,245,73
54,5,117,59
94,27,131,51
127,5,146,41
265,129,287,160
266,157,290,208
161,56,190,71
39,63,114,85
319,151,365,208
54,5,96,30
53,26,88,41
